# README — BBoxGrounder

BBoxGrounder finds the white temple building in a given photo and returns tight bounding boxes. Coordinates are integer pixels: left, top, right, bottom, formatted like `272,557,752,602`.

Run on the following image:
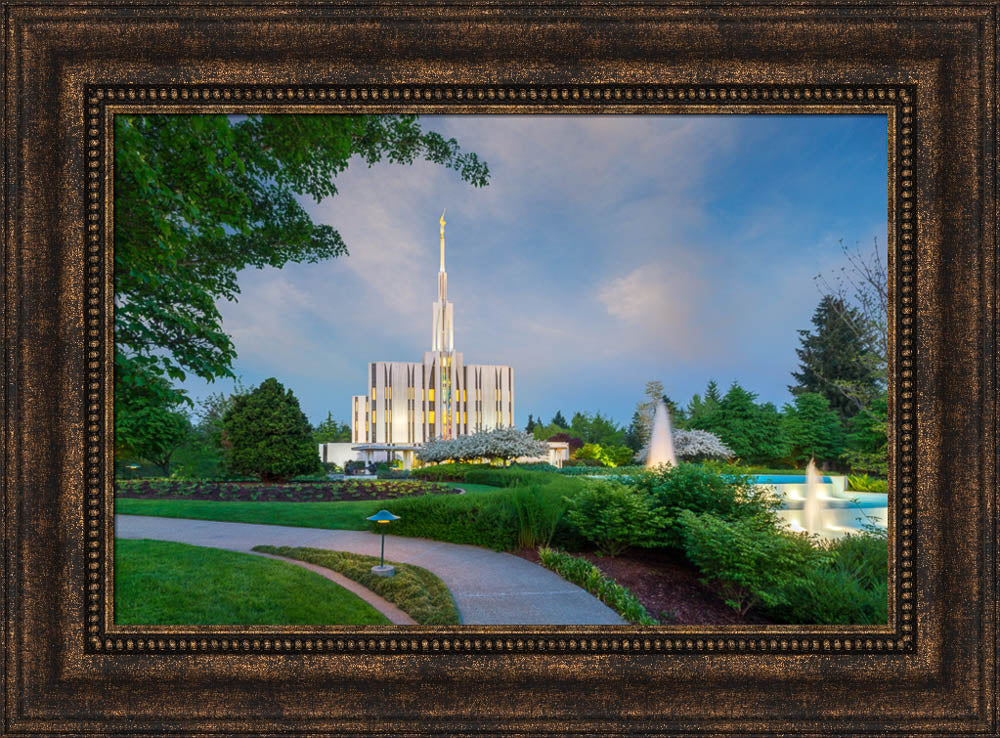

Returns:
320,212,514,470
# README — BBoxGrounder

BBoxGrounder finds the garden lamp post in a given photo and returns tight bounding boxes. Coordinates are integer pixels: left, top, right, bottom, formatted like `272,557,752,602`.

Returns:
366,509,400,576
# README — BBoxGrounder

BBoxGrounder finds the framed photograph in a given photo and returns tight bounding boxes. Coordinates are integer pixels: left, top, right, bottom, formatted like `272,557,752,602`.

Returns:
3,2,997,735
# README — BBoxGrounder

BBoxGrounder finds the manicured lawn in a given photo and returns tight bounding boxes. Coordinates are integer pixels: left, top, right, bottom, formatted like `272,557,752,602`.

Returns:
115,539,390,625
115,498,380,530
115,484,502,529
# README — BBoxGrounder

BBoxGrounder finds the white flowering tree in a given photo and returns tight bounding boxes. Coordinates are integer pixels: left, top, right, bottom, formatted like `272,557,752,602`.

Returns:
416,427,547,464
633,429,733,463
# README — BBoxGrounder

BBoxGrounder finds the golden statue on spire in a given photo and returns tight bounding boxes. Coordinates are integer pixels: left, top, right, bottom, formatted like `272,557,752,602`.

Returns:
440,208,446,234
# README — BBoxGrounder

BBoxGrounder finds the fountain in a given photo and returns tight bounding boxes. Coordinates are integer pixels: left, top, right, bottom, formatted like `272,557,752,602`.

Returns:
645,400,677,468
803,458,823,536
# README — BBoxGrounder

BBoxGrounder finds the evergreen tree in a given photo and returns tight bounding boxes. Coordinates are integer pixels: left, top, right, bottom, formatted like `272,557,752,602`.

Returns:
551,410,569,428
790,295,881,420
525,414,537,434
781,392,845,466
694,382,788,465
625,410,646,452
222,377,320,482
843,393,888,476
687,381,722,431
313,411,352,444
662,394,688,428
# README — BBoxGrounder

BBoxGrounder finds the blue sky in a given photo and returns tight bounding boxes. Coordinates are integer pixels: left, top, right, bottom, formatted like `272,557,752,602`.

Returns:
180,114,888,429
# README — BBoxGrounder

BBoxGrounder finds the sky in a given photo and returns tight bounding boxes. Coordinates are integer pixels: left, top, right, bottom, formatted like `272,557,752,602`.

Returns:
179,114,888,430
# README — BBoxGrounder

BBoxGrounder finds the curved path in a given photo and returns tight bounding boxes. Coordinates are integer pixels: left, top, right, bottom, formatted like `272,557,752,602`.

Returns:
116,515,625,625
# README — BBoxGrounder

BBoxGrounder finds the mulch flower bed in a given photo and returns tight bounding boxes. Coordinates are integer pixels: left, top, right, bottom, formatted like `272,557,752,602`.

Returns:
516,547,775,625
115,479,460,503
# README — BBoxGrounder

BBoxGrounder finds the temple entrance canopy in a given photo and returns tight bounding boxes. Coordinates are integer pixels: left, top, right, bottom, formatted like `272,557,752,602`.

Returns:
350,443,421,470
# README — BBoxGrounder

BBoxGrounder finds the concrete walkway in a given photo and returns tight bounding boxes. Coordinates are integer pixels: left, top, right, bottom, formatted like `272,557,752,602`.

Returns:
116,515,625,625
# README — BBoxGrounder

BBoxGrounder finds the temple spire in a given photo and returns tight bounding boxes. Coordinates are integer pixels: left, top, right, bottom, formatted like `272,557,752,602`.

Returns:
432,211,454,352
439,209,446,272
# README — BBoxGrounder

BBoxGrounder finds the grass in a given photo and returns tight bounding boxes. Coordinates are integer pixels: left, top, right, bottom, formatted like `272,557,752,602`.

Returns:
254,546,459,625
115,498,380,530
115,539,389,625
114,486,497,530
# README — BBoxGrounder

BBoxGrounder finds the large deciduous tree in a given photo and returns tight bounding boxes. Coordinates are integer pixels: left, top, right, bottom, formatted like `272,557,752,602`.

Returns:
114,368,192,476
221,378,320,482
114,114,489,440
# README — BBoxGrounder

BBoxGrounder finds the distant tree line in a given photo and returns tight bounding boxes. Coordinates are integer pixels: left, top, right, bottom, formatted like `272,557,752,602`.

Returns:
525,240,889,475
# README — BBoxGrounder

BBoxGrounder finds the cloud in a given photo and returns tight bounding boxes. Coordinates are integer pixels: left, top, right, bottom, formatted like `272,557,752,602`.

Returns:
174,114,887,426
595,254,715,360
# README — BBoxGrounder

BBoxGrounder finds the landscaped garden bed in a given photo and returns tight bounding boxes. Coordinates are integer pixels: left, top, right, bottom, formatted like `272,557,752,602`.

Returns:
252,546,459,625
115,478,459,503
518,546,775,625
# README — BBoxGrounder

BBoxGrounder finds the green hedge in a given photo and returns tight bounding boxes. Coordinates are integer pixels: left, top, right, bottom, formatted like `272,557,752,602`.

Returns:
558,465,646,477
364,474,592,552
537,547,656,625
366,489,518,550
411,463,495,483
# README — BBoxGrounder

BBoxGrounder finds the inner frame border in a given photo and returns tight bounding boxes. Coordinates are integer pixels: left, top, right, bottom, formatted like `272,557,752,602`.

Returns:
87,84,914,656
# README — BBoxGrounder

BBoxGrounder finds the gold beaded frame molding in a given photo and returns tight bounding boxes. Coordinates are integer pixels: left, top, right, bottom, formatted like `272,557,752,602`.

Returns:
87,84,915,658
5,4,997,736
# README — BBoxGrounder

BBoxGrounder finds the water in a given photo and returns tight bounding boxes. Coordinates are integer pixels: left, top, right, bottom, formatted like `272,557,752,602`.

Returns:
803,458,823,536
645,400,677,468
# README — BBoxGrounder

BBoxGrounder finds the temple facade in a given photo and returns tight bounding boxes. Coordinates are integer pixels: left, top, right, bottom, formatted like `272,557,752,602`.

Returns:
345,212,514,466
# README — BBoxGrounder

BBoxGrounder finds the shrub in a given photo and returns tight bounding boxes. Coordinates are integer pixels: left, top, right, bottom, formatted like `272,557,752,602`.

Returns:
221,378,320,482
630,463,779,548
558,464,646,477
763,528,888,624
563,481,668,556
464,467,555,488
537,547,656,625
507,485,564,549
847,474,888,494
677,510,831,616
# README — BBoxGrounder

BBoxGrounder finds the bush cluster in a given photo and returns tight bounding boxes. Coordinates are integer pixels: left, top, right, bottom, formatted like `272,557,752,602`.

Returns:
371,468,588,552
676,510,832,615
759,528,888,624
629,464,780,548
563,481,666,556
369,490,518,550
557,465,646,477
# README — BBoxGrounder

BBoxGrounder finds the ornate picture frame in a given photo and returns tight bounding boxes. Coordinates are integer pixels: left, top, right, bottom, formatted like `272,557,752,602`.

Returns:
3,3,997,735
